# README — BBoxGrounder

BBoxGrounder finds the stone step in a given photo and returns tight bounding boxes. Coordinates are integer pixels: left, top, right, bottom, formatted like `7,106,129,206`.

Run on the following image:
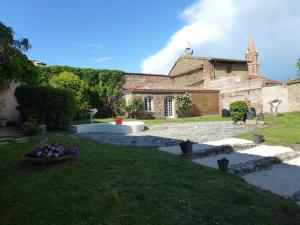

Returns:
243,156,300,199
186,143,256,159
191,145,295,174
229,150,300,176
158,138,254,155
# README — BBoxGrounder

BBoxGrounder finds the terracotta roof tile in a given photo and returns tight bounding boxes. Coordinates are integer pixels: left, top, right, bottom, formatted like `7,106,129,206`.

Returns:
124,86,218,93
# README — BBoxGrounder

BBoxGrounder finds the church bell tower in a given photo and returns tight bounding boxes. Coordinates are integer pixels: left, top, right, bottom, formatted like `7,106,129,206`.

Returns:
245,37,259,79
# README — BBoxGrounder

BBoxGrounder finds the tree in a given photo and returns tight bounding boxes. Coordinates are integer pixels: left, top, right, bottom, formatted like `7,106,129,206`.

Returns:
297,58,300,75
176,94,192,117
0,21,38,89
49,71,90,119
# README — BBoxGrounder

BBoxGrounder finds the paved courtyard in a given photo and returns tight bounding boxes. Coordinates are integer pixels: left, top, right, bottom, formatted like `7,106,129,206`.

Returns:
79,121,259,146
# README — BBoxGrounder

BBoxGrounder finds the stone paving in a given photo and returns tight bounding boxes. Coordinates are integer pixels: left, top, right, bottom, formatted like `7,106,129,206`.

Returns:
79,121,258,146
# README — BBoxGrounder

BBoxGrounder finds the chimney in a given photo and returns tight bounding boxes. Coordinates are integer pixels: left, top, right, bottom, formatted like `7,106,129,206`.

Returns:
184,47,193,56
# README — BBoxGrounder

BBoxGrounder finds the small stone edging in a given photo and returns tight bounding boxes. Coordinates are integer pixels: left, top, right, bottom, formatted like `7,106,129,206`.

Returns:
229,151,300,176
183,143,257,159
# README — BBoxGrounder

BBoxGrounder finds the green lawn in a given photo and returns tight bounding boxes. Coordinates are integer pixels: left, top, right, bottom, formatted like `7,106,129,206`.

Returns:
75,115,231,125
1,132,300,225
239,112,300,146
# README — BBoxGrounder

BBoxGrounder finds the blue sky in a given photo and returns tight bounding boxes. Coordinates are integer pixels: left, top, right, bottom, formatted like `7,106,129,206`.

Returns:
1,0,300,81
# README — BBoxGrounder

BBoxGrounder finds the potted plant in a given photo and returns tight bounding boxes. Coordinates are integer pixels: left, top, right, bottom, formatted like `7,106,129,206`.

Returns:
179,139,193,154
252,134,264,144
217,157,230,172
293,142,300,152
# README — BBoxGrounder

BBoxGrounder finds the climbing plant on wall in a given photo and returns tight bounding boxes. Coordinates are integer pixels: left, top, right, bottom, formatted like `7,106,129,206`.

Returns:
38,66,123,118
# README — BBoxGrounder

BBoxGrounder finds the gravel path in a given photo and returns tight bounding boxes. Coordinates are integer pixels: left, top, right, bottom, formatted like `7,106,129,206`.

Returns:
78,121,258,146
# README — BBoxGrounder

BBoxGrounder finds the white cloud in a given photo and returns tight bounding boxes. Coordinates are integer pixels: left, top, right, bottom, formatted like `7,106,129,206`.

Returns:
76,41,102,52
140,0,300,80
90,56,112,64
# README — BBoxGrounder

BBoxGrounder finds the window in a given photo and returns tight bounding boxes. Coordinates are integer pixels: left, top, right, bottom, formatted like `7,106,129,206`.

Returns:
144,97,152,112
227,64,232,73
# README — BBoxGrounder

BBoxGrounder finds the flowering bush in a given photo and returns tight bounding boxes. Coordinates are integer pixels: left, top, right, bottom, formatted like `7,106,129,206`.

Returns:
25,138,79,158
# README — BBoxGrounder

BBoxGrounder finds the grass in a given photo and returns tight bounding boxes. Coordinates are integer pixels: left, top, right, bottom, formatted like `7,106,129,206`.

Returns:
1,132,300,225
239,112,300,146
74,115,231,125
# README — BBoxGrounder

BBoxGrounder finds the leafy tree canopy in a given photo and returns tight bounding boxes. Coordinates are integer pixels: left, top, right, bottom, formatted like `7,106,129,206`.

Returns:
49,71,90,119
297,58,300,75
0,21,38,88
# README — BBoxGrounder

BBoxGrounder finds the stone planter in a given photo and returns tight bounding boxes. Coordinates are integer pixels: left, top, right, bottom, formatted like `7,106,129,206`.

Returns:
179,141,193,154
293,143,300,152
24,154,74,164
217,158,229,172
252,134,264,144
246,111,255,120
257,113,264,121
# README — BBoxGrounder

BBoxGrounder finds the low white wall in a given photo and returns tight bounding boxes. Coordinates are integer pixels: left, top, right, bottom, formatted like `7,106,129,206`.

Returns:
262,81,300,113
72,121,145,134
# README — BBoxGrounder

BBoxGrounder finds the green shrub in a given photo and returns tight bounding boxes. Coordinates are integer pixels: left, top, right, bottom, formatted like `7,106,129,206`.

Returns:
176,94,192,118
15,85,76,130
49,71,90,119
123,96,144,118
229,100,248,122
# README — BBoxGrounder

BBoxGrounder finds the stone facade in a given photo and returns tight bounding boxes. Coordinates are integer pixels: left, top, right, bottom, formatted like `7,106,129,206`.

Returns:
123,38,271,118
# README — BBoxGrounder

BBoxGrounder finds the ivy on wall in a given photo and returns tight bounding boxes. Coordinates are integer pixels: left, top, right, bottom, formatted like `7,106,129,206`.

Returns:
38,66,124,118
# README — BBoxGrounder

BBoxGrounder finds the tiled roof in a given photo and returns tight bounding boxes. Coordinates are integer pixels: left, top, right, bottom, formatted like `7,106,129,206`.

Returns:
261,77,282,86
124,86,219,93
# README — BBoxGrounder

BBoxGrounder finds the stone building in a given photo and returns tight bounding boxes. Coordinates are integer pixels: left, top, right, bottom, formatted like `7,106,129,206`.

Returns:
122,37,281,118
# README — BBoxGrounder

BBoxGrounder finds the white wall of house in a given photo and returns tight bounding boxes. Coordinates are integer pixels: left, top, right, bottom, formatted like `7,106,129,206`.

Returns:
0,82,19,122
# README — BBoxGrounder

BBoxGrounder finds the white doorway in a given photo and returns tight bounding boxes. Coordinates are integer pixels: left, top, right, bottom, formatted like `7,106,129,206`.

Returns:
164,97,173,118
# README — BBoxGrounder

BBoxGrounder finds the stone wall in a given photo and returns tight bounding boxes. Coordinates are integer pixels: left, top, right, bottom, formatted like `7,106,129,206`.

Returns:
213,62,248,79
122,73,172,88
0,82,19,122
204,76,265,112
169,57,204,76
262,80,300,113
124,90,220,118
124,92,178,118
189,91,219,116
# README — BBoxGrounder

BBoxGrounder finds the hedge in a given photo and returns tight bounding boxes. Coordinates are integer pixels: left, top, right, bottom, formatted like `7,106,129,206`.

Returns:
15,85,76,130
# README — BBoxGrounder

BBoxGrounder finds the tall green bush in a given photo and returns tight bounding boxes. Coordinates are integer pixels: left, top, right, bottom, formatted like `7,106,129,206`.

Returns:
123,96,144,118
176,94,192,118
15,85,76,130
49,71,90,119
229,100,248,122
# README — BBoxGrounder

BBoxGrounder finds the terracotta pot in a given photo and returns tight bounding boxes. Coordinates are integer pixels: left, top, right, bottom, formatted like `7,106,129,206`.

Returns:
114,117,123,125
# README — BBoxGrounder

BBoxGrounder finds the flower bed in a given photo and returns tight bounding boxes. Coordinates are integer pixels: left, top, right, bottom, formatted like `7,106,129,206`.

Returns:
24,139,79,163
